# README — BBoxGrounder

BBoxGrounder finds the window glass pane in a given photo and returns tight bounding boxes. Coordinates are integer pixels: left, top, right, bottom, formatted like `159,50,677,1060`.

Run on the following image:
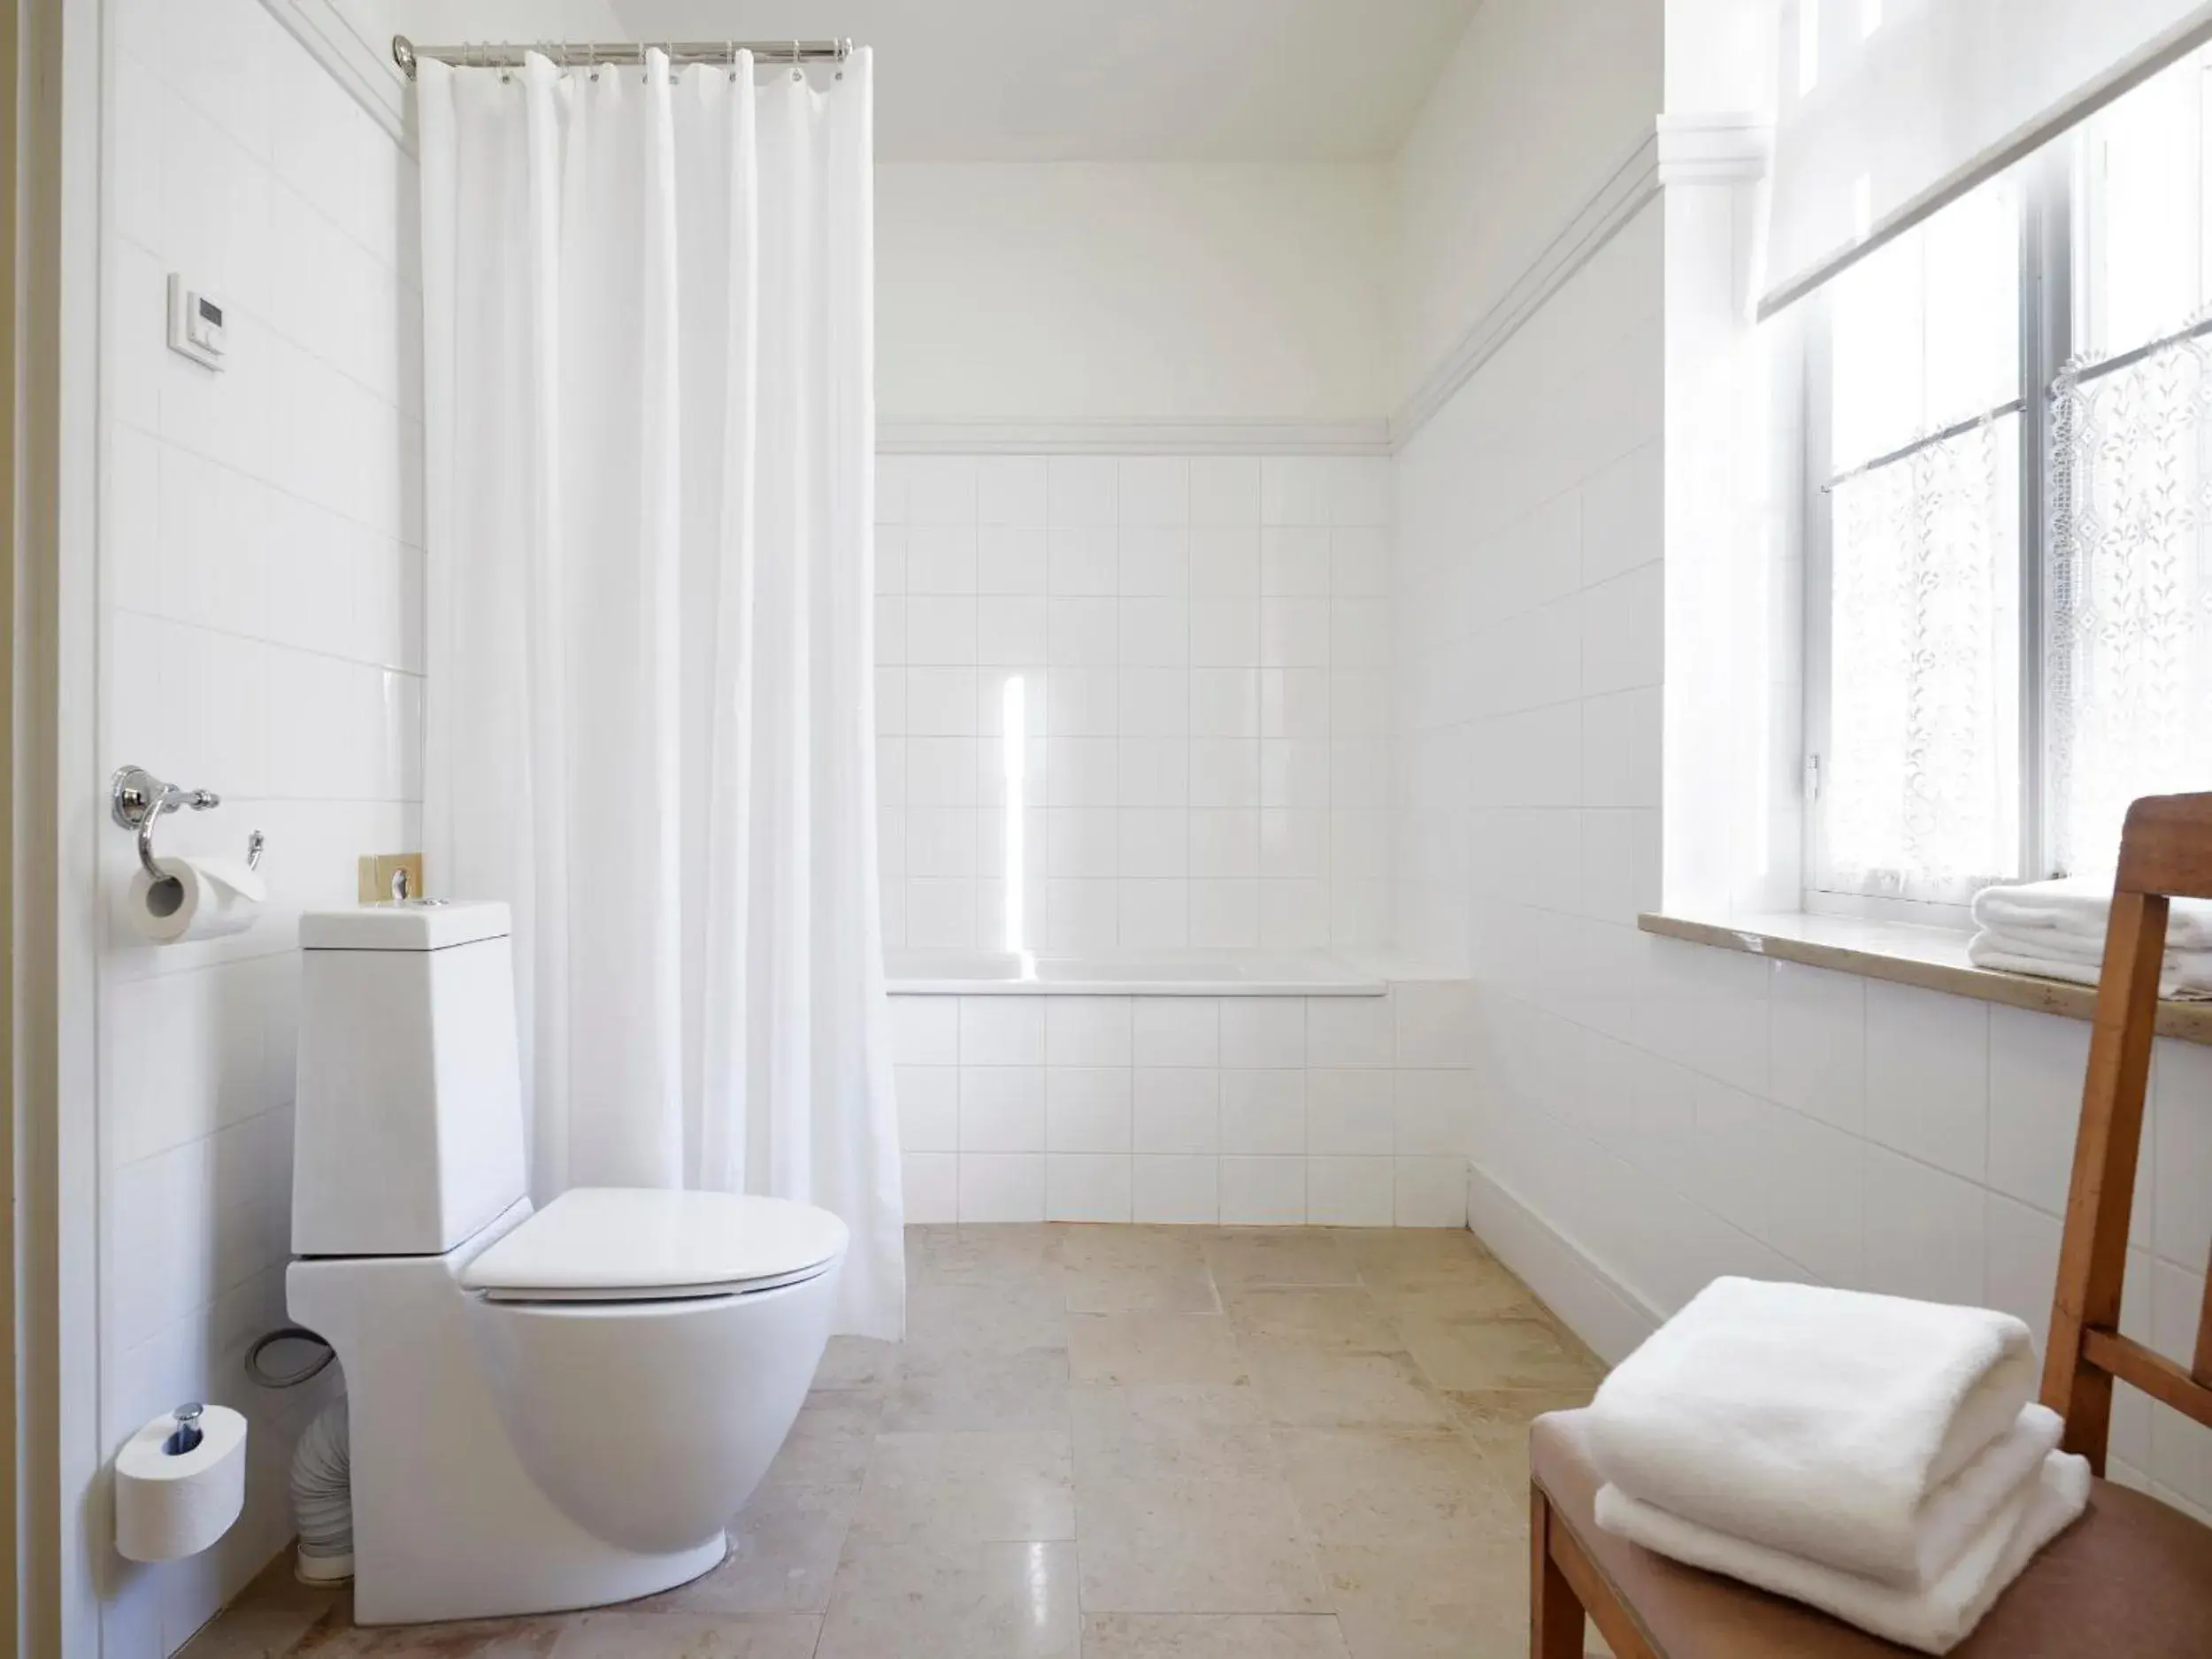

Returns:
2074,51,2211,360
2054,49,2212,875
1829,177,2019,472
1825,418,2021,894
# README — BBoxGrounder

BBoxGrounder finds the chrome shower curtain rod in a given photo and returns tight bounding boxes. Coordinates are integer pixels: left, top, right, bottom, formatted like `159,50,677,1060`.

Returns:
391,35,853,79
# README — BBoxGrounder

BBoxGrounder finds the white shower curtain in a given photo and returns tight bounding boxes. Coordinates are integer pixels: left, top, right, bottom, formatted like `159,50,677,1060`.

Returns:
416,48,902,1337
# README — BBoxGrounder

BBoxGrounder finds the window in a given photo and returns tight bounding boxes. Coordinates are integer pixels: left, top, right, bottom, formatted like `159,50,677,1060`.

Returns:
1807,46,2212,906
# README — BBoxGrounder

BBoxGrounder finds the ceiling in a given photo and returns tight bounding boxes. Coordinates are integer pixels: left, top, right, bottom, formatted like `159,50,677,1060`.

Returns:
380,0,1483,161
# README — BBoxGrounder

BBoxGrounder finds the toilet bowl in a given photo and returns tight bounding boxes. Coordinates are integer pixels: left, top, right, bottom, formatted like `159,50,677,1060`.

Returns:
286,902,850,1624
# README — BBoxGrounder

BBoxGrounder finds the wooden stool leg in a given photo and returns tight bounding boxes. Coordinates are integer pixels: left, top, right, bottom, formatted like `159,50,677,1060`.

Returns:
1532,1483,1586,1659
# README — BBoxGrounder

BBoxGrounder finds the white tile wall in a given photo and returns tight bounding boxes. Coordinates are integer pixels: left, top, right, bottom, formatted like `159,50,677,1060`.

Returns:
1394,198,2212,1520
894,985,1471,1228
100,4,420,1651
876,454,1393,954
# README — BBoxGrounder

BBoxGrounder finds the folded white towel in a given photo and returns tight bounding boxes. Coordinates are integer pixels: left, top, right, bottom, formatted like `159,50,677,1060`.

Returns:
1970,875,2212,950
1594,1448,2092,1655
1586,1278,2037,1586
1966,928,2212,1000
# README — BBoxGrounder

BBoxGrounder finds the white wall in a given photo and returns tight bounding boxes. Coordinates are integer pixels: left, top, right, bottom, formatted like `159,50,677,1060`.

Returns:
98,1,422,1650
1388,0,2212,1520
1390,0,1663,407
877,165,1391,426
875,453,1394,955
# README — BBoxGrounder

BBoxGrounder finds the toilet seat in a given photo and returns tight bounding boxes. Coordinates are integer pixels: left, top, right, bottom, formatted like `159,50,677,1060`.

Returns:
460,1187,849,1303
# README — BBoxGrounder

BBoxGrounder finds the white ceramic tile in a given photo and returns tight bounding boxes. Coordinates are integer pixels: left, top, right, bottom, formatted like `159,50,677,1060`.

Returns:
1579,687,1662,808
960,996,1046,1067
1117,809,1188,879
908,457,978,526
1188,879,1260,948
1048,457,1118,526
1045,738,1117,806
2154,1038,2212,1271
1762,1105,1864,1286
1047,1065,1133,1153
906,879,977,948
978,457,1047,526
906,596,978,666
1118,526,1190,596
1261,527,1332,596
1766,962,1866,1135
1118,739,1189,807
1191,809,1261,879
1133,1156,1219,1225
1983,1192,2063,1353
1580,562,1663,695
1219,1069,1304,1155
1394,981,1474,1068
1392,1070,1467,1156
1220,999,1305,1067
1260,741,1330,811
1304,994,1394,1068
1259,880,1331,949
908,526,979,595
1187,741,1261,810
1188,597,1260,666
977,526,1048,594
1047,597,1118,666
1048,526,1119,595
975,598,1048,666
1133,1067,1220,1154
1048,668,1120,737
1133,998,1219,1067
1306,1069,1394,1156
1118,458,1188,526
1048,807,1120,879
1118,670,1188,737
1046,879,1121,951
1260,670,1330,741
895,1065,959,1152
1189,669,1259,737
904,1152,960,1225
1861,1145,1987,1307
1118,598,1188,666
959,1066,1046,1152
1048,1154,1133,1223
1330,527,1390,597
1118,879,1190,948
1863,982,1990,1182
1394,1158,1468,1227
1260,598,1331,667
1987,1006,2092,1217
889,995,959,1066
960,1153,1046,1223
1045,996,1133,1065
1307,1157,1394,1225
1329,600,1391,670
1188,526,1261,595
1189,458,1260,526
1260,457,1333,526
1218,1156,1306,1225
906,670,979,739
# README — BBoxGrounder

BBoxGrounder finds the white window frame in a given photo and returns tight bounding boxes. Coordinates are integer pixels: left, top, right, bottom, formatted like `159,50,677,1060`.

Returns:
1801,143,2075,922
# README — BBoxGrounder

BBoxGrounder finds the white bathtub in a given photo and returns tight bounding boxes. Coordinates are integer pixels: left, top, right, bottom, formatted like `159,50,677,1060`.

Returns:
882,948,1386,996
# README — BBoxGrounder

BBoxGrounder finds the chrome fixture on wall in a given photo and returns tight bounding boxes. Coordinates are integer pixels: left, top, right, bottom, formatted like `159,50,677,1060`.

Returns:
110,764,265,880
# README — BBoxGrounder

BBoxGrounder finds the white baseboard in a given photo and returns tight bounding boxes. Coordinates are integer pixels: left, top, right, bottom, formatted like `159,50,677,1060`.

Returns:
1464,1162,1661,1367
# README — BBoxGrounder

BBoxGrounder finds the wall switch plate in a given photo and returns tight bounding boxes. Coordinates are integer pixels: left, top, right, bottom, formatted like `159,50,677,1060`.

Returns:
165,273,227,369
357,853,425,903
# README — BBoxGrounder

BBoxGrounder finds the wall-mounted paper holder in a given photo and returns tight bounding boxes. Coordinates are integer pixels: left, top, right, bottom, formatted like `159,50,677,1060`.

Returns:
111,764,265,882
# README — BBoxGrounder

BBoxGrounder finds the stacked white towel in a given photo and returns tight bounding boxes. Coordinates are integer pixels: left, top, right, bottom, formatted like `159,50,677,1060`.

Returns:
1967,875,2212,999
1586,1278,2090,1655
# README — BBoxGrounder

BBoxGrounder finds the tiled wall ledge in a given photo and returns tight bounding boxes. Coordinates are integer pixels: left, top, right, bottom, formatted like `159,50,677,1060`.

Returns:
1640,910,2212,1046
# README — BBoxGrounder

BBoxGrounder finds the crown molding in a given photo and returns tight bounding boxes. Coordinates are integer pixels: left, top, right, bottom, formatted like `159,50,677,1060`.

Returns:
259,0,410,151
1655,111,1773,186
878,416,1392,457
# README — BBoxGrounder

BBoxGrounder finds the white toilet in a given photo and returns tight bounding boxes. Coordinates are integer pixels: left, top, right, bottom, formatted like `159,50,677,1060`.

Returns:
286,901,848,1625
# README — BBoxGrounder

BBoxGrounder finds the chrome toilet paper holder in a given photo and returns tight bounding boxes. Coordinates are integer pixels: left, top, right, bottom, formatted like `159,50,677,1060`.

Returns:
111,764,265,881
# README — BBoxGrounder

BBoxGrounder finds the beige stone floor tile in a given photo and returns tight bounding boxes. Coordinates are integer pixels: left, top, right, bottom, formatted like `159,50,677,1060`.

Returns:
1279,1429,1521,1548
1080,1612,1354,1657
1362,1256,1545,1318
883,1340,1071,1432
179,1556,347,1657
1444,1386,1596,1440
1239,1342,1455,1430
545,1612,820,1658
759,1392,882,1490
907,1223,1064,1287
907,1282,1072,1352
1396,1314,1604,1393
1064,1263,1223,1315
812,1334,899,1393
818,1538,1079,1659
1332,1228,1490,1267
850,1429,1075,1542
629,1486,853,1615
1221,1288,1401,1354
1201,1229,1360,1288
1058,1225,1209,1274
1069,1312,1251,1385
1076,1476,1330,1614
282,1612,567,1657
1322,1540,1529,1659
1072,1384,1282,1483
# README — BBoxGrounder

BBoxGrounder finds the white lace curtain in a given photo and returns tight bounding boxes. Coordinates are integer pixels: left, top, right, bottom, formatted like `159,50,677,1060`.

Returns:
2049,325,2212,874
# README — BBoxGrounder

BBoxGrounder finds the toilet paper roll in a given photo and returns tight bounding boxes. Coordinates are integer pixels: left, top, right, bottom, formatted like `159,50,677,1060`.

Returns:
126,855,265,944
115,1405,248,1563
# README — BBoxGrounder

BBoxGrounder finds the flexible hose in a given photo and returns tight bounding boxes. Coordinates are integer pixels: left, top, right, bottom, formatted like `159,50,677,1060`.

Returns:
290,1397,353,1584
246,1325,335,1388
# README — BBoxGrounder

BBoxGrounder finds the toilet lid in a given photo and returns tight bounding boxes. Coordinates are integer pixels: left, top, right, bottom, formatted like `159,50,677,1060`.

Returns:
461,1188,849,1302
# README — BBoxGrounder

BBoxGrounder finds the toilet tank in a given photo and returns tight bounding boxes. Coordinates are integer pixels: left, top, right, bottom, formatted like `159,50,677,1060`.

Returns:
292,901,528,1257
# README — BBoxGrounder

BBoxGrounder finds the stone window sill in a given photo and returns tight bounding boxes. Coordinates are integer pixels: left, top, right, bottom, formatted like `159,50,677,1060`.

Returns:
1638,910,2212,1047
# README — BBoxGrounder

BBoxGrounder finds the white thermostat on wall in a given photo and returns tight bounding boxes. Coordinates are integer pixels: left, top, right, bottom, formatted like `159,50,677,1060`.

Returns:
165,273,227,370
